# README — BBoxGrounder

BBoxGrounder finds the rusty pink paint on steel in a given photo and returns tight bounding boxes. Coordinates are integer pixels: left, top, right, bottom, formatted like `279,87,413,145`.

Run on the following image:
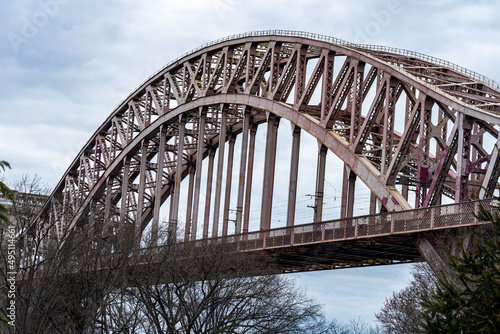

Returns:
32,31,500,270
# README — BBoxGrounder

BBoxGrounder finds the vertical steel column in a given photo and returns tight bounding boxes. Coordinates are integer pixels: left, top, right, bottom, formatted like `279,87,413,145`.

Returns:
294,44,307,105
170,114,186,240
471,123,483,184
152,126,166,246
184,164,195,242
245,44,257,88
135,140,149,249
350,61,364,145
61,180,69,234
191,108,206,240
286,124,301,227
369,192,378,215
321,51,335,126
314,143,327,222
381,78,396,175
222,134,236,236
201,54,211,93
341,165,356,218
162,75,170,114
212,106,227,237
203,147,216,239
471,123,479,165
434,108,448,206
340,165,348,219
168,184,174,223
437,108,447,161
260,114,280,231
120,156,131,243
415,97,432,208
222,48,234,89
103,176,114,236
87,199,95,239
456,113,473,202
243,124,257,233
347,170,356,217
235,109,251,234
77,156,86,202
268,42,282,95
402,94,413,201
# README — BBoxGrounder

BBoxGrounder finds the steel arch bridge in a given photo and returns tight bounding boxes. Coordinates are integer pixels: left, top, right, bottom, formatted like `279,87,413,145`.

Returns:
34,31,500,273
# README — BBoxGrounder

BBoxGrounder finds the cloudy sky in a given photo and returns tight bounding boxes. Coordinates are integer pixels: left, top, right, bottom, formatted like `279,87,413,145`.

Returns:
1,0,500,326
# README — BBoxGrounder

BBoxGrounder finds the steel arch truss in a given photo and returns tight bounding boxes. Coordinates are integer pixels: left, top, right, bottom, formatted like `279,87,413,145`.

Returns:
36,32,500,248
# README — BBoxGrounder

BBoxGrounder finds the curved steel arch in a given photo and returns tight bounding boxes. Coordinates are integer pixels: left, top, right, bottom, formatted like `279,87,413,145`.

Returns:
70,95,411,232
36,31,500,247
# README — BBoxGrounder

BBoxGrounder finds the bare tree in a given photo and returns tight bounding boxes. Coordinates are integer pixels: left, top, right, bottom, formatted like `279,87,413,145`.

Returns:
375,263,436,334
5,190,339,334
8,175,50,232
0,175,128,333
118,237,333,334
3,175,383,333
1,174,53,332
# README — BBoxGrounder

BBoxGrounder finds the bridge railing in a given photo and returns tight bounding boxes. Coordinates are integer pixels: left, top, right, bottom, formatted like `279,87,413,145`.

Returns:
347,44,500,90
222,199,497,252
135,200,497,260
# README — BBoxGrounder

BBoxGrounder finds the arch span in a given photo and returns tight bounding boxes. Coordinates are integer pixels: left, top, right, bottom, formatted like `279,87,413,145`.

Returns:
35,31,500,249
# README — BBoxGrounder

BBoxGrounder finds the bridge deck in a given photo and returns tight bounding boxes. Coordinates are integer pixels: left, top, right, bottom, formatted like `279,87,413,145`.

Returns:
146,200,496,273
21,200,496,283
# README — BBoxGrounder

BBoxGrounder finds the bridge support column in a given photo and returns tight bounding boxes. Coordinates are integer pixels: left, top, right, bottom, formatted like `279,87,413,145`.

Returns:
236,108,251,234
168,184,174,224
294,44,308,105
120,156,131,249
191,108,206,240
400,93,414,203
415,97,432,208
152,126,167,246
413,232,456,281
213,106,227,237
135,139,149,249
456,113,473,202
314,143,327,222
261,114,280,231
369,192,378,215
347,170,356,217
170,115,186,240
433,108,448,206
381,78,397,175
414,227,474,282
341,165,356,218
184,164,195,242
401,179,409,202
349,60,364,144
103,176,114,237
204,147,216,239
223,134,236,236
287,124,301,227
243,124,257,233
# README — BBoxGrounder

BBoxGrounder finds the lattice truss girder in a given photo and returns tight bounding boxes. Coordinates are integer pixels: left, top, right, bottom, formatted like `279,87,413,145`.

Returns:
362,51,500,112
35,34,500,247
